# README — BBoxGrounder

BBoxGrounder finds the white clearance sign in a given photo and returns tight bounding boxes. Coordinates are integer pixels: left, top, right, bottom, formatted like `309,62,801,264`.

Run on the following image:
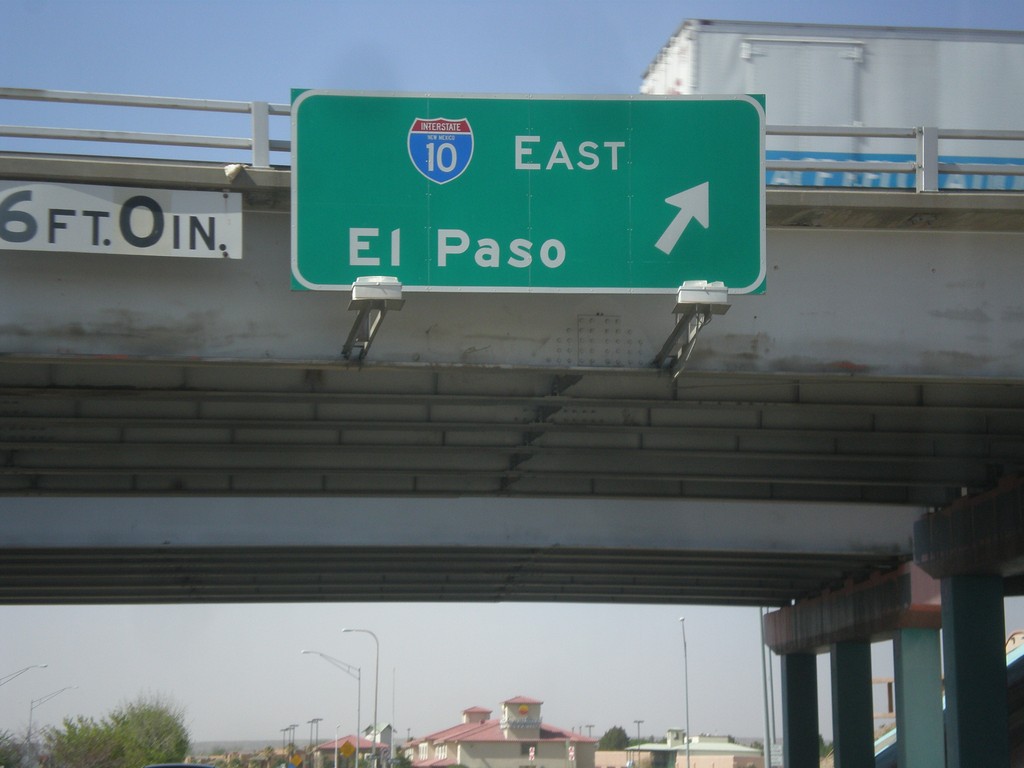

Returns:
0,181,242,259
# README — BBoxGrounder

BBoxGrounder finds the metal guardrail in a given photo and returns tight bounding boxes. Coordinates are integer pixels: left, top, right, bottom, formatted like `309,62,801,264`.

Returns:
0,87,290,167
767,124,1024,191
2,87,1024,191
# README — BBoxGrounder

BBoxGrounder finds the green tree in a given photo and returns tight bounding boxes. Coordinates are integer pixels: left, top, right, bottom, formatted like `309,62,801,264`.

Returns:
818,734,833,758
108,695,190,767
44,694,190,768
1,729,28,768
597,726,630,751
45,715,121,768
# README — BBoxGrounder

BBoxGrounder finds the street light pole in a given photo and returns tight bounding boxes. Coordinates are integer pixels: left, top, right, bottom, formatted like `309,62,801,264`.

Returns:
633,719,643,768
0,664,47,687
342,629,379,768
678,618,691,768
302,651,362,768
309,717,323,768
27,685,76,763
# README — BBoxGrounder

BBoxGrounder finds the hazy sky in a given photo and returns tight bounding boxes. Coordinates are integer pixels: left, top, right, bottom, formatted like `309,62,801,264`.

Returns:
3,0,1024,751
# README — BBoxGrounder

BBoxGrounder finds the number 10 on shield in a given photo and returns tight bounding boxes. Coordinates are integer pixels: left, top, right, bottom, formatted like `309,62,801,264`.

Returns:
407,117,475,185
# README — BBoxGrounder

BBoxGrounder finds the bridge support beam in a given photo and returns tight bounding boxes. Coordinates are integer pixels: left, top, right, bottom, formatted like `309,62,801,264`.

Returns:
763,563,941,655
894,627,943,768
942,575,1009,768
915,475,1024,581
782,652,819,768
830,641,874,768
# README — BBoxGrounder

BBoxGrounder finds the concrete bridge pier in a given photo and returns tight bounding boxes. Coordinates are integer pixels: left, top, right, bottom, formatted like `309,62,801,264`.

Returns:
893,628,943,768
830,641,874,767
941,575,1009,767
781,652,819,768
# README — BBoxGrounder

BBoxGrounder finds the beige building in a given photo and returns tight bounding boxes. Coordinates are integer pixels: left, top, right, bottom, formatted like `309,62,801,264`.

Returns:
666,735,763,768
603,730,762,768
405,696,596,768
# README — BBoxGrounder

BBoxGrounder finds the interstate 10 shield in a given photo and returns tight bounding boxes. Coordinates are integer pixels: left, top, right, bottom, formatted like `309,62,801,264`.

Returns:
407,117,474,184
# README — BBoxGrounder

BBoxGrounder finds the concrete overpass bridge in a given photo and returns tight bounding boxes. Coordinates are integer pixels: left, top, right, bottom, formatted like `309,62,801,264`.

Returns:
3,89,1024,766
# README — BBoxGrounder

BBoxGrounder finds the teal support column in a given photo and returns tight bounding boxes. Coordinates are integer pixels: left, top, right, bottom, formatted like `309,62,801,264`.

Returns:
831,641,874,768
894,628,943,768
782,653,819,768
941,575,1009,768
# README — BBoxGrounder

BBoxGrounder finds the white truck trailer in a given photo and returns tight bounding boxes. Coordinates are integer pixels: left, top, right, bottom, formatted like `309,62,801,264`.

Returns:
641,19,1024,189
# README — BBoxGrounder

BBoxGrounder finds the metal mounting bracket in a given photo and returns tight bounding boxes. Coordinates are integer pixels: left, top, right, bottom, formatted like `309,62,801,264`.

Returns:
653,280,730,376
342,276,405,361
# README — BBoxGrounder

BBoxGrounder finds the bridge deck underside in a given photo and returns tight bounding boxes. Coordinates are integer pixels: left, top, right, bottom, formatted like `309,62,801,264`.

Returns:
1,356,1022,604
0,545,902,606
1,358,1022,505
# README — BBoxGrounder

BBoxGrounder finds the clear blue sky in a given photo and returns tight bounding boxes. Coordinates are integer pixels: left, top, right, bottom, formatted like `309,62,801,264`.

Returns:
4,0,1024,101
3,0,1024,750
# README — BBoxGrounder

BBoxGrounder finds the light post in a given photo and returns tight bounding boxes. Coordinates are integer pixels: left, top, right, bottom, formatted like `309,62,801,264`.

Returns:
302,650,362,768
678,618,691,768
342,629,379,768
633,719,643,768
283,725,299,762
27,685,76,763
0,664,47,687
309,717,323,768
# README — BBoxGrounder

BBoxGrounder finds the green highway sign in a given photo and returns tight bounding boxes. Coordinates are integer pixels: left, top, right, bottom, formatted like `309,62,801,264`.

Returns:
291,91,765,294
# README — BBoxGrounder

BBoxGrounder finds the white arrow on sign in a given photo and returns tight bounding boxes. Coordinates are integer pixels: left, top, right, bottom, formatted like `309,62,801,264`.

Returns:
655,182,709,255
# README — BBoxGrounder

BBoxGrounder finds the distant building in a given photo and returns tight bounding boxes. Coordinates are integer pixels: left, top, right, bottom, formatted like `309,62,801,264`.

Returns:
616,730,763,768
314,729,388,768
403,696,596,768
670,735,762,768
593,750,630,768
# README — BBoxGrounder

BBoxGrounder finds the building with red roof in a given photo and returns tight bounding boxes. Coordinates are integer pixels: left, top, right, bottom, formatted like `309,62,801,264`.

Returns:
404,696,596,768
314,731,389,768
